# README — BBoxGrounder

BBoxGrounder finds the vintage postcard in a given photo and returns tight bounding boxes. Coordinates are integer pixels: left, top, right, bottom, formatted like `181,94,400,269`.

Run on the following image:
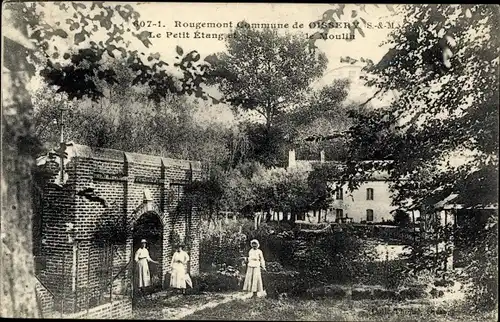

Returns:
1,2,498,320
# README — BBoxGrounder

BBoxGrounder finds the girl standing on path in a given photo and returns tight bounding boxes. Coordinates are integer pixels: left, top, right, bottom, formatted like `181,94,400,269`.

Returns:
170,243,191,295
243,239,266,298
135,239,159,295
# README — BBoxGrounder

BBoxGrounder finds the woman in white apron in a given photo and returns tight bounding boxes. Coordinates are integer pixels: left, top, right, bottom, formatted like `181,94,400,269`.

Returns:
170,243,191,295
134,239,159,294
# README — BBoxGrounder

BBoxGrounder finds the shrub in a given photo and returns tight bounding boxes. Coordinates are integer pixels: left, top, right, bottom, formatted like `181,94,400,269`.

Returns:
383,259,411,289
200,218,298,270
191,272,241,293
352,288,375,300
293,230,378,286
372,288,397,300
457,219,498,312
324,285,348,299
262,270,301,299
199,221,247,270
265,235,296,266
266,261,284,273
397,286,427,300
357,259,413,289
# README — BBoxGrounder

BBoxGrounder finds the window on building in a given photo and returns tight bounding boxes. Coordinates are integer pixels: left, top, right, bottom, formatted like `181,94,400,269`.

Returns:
335,187,343,200
336,209,344,219
366,209,374,222
366,188,374,200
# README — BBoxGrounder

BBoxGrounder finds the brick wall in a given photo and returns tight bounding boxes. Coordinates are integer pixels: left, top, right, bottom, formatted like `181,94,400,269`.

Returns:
37,144,204,314
35,278,54,317
61,298,132,319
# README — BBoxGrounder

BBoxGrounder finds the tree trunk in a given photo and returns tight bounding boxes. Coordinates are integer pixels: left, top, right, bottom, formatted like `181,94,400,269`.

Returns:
2,34,40,317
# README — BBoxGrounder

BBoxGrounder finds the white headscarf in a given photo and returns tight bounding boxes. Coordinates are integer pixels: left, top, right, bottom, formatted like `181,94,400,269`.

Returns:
250,239,260,248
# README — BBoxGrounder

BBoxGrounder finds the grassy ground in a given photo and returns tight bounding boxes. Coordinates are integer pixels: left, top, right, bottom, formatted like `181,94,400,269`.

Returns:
133,290,231,320
183,297,497,321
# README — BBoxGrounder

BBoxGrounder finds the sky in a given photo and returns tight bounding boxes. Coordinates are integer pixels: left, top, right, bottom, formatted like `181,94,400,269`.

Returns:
132,3,401,72
35,2,404,125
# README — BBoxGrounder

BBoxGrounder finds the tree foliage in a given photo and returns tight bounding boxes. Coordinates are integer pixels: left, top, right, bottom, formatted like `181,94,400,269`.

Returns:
338,4,498,309
7,1,213,103
457,214,498,311
344,4,499,208
307,4,397,52
278,79,353,161
207,24,328,128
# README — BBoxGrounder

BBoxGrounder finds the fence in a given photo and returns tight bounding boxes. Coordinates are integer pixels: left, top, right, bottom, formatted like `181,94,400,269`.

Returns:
36,241,131,317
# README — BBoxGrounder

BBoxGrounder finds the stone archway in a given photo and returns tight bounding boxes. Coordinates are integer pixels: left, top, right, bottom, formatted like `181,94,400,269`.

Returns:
132,210,164,295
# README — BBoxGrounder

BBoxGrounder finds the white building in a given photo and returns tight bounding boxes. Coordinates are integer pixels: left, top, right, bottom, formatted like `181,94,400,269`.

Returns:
288,149,399,224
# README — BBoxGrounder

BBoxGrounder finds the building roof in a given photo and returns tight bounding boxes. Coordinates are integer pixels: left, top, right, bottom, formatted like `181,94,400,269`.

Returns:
434,193,498,210
36,142,203,170
290,159,392,181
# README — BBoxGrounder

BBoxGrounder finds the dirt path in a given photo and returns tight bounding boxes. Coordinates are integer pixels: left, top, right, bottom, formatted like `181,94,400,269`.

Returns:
133,290,253,320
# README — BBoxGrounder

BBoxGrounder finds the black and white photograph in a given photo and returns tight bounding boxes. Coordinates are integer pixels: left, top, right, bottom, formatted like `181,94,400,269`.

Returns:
1,2,498,320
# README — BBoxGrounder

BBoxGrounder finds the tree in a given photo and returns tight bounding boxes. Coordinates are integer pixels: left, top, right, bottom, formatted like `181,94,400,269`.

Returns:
185,166,226,226
241,122,289,168
346,4,498,207
393,210,411,227
277,79,352,161
306,162,342,220
340,4,498,310
207,24,328,129
2,22,41,319
306,4,398,52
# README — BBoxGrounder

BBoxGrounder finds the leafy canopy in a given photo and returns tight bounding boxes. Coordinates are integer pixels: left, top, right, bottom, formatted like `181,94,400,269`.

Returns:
6,1,212,102
343,4,499,209
207,24,328,128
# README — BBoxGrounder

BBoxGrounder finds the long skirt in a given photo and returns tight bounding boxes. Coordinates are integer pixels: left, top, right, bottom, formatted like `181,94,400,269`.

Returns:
170,262,187,289
243,266,263,293
136,259,151,288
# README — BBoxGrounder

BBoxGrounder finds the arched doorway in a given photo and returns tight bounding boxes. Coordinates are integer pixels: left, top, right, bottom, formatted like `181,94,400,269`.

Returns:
132,211,163,296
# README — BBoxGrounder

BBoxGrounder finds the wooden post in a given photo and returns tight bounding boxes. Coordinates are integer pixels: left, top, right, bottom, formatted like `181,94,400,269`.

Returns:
109,245,114,303
61,254,65,317
73,241,79,313
87,246,91,314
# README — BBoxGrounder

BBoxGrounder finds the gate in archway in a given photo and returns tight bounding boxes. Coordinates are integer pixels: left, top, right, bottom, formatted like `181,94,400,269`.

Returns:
35,144,205,313
132,211,163,296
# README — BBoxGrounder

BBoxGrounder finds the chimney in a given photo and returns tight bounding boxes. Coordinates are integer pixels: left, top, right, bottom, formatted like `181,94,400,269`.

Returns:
288,149,296,168
320,150,325,163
